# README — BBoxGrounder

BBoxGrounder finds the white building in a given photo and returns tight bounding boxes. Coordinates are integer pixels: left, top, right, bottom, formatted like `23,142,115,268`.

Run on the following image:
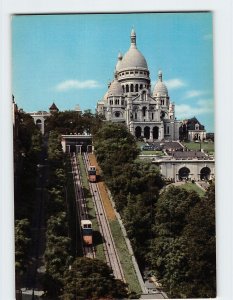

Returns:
96,29,181,141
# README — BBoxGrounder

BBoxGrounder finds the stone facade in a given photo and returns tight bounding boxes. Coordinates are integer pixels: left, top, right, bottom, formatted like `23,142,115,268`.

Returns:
140,154,215,182
30,111,50,135
180,117,206,141
96,29,181,141
157,159,214,182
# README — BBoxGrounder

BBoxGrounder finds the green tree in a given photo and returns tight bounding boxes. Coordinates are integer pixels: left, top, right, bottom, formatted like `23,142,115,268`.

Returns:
150,185,216,298
180,183,216,298
94,122,164,266
61,257,128,300
15,218,31,273
45,110,103,135
94,122,140,176
47,130,64,162
44,212,72,297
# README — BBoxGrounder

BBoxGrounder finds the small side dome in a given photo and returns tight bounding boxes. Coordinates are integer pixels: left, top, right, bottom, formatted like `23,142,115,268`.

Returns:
115,52,123,72
108,79,123,96
103,91,109,103
118,52,123,60
153,70,168,96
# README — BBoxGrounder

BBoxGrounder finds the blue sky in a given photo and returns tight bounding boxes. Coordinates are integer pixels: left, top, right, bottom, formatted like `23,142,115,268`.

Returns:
12,13,214,132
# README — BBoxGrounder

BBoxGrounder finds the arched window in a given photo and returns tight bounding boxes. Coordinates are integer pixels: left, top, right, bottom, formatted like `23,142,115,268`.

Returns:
135,84,138,92
130,84,134,92
179,167,190,181
122,85,125,93
144,127,150,139
126,85,129,92
200,167,211,180
36,119,42,125
140,84,143,90
142,106,147,117
115,111,120,118
153,127,159,139
135,126,142,138
36,119,42,130
195,123,200,130
142,91,146,101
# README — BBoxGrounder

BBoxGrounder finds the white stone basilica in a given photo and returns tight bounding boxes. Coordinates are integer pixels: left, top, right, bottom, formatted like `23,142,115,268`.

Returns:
96,29,181,141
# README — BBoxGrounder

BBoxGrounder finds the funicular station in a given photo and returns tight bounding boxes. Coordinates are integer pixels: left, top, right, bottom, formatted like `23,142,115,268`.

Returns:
61,134,93,154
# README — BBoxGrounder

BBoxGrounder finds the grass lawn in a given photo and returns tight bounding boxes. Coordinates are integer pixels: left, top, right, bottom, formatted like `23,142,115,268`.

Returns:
110,220,142,295
88,153,116,221
137,141,145,148
182,141,215,154
140,150,164,156
180,182,205,197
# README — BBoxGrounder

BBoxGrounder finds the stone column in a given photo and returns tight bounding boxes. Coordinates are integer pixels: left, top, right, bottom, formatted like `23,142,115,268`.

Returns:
138,108,142,121
160,126,164,140
141,125,144,138
41,119,45,135
61,138,66,153
150,127,153,141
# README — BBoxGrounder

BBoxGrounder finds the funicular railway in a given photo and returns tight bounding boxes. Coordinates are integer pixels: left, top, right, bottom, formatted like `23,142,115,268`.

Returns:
70,153,95,259
70,152,125,282
83,152,125,282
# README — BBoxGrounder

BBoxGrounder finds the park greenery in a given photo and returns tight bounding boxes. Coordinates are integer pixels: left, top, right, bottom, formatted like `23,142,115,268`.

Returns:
61,257,128,300
14,111,216,299
43,130,127,299
45,109,103,136
93,122,164,266
182,141,215,155
14,112,42,287
149,184,216,298
93,122,216,298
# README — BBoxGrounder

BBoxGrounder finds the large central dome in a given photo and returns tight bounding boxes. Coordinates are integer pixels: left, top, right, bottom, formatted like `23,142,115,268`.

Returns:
119,29,148,71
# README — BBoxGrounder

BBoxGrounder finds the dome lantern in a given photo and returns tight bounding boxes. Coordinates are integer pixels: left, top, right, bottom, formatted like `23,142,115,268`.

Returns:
131,27,136,47
158,70,163,81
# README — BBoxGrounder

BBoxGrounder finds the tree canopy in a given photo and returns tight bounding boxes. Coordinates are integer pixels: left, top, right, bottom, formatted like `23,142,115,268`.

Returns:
149,184,216,298
45,110,103,135
94,122,140,176
93,122,164,266
61,257,128,300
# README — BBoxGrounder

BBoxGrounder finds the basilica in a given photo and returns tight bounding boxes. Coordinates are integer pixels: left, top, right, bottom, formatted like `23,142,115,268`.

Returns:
96,29,181,141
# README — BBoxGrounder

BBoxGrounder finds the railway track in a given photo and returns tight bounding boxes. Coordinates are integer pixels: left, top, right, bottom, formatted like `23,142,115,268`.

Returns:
82,152,125,282
70,153,95,259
